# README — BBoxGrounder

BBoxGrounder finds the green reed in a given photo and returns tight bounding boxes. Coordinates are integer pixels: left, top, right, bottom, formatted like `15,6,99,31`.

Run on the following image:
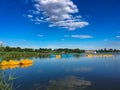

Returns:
0,71,18,90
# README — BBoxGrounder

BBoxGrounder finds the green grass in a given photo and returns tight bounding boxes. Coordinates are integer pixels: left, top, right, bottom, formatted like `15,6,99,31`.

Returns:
0,52,50,60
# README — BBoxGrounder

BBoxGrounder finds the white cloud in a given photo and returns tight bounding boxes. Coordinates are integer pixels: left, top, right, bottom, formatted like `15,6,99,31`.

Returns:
27,0,89,30
71,35,93,39
27,14,33,18
116,36,120,38
49,20,89,30
37,34,44,37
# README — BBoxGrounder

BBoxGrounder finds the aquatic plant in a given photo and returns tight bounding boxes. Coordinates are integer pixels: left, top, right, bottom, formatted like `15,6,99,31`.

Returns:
0,71,18,90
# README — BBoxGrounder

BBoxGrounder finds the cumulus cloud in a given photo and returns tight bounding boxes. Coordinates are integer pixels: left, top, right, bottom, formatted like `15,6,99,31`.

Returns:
27,0,89,30
71,35,93,39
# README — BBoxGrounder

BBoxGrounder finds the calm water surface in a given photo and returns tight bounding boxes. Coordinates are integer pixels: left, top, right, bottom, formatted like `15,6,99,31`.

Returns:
1,55,120,90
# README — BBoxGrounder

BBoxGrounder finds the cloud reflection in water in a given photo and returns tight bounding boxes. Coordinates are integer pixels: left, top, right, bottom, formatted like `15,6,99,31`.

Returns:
32,76,91,90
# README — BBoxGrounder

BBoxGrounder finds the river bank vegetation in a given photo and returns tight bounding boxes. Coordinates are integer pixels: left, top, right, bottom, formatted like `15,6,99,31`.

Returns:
0,46,85,60
0,46,85,53
0,46,120,60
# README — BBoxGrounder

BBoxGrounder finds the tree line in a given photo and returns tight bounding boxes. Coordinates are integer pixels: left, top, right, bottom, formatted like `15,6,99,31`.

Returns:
0,46,85,54
96,48,120,53
0,46,119,54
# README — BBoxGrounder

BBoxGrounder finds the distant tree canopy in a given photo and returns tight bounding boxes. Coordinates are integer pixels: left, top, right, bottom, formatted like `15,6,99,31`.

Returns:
53,48,85,53
0,46,85,54
1,46,119,54
96,48,120,52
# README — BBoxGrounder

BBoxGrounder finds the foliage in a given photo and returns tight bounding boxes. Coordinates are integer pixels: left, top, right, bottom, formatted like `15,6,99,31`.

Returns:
52,48,85,54
0,46,85,54
96,48,120,53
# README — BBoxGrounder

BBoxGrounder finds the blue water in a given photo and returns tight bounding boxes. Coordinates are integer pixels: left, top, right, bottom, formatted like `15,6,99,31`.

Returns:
1,55,120,90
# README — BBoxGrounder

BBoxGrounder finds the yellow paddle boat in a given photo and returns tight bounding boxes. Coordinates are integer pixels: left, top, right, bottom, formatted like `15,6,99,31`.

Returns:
0,61,9,66
56,55,61,58
20,59,33,65
9,60,20,65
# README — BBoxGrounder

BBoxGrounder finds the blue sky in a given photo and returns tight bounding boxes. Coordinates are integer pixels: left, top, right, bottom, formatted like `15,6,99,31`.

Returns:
0,0,120,49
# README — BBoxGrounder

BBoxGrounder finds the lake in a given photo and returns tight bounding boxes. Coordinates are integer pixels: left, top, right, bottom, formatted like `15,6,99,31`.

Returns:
0,54,120,90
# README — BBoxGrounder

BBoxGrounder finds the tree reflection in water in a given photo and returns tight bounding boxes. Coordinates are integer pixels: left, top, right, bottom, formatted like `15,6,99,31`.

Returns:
32,76,91,90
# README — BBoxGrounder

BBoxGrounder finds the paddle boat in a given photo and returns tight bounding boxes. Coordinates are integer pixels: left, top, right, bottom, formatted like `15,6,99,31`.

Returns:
9,60,20,65
0,60,9,66
20,59,33,65
56,55,61,58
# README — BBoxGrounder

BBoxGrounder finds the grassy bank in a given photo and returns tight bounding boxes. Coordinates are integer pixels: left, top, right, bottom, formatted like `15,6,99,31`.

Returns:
0,46,85,60
0,52,50,60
